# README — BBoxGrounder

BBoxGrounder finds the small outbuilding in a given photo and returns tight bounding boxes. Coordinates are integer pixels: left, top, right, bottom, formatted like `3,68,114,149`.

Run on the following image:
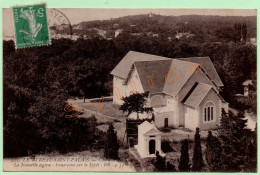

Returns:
243,80,253,96
134,121,164,158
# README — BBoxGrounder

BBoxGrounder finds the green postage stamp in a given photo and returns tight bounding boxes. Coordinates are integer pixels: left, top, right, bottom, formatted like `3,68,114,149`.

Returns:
12,3,50,48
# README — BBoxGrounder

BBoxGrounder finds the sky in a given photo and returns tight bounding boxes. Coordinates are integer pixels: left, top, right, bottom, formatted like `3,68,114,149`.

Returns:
58,8,257,24
3,8,256,38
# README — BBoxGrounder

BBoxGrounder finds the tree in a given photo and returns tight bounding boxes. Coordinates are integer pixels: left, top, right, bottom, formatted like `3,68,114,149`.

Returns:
154,151,176,172
166,161,177,172
119,92,153,120
154,151,166,171
242,23,247,42
104,124,119,160
192,128,204,171
205,131,223,171
179,139,190,172
248,72,257,113
242,128,257,172
87,115,98,144
218,109,256,172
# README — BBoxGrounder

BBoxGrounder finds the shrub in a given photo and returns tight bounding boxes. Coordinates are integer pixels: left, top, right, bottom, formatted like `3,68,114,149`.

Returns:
192,128,204,171
128,137,135,147
160,127,171,133
154,151,166,171
178,139,190,172
161,141,174,153
104,124,119,160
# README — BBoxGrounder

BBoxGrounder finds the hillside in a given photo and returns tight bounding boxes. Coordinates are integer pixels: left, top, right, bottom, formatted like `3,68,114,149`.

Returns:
52,14,256,42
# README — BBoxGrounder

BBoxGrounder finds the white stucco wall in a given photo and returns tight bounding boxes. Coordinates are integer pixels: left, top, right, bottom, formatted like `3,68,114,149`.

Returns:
177,71,222,131
113,66,144,105
135,122,163,158
137,124,145,153
113,76,124,105
154,111,174,128
178,103,185,127
198,89,221,130
184,106,199,131
150,93,179,128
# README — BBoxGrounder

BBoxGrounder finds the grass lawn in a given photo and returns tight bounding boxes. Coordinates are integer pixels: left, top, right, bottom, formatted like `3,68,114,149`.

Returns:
67,99,127,143
67,98,214,172
67,99,215,145
68,99,126,122
138,139,209,172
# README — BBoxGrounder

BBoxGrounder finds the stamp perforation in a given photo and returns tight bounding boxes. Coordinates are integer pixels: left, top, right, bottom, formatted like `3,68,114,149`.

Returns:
11,2,51,49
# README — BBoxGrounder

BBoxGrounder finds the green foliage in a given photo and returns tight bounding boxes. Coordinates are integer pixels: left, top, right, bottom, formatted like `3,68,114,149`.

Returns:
3,40,103,157
179,139,190,172
104,124,119,160
217,110,257,172
166,162,177,172
205,131,223,171
3,14,256,159
192,128,204,171
119,92,153,119
161,141,174,153
126,118,154,145
154,151,177,172
248,73,257,113
154,151,166,171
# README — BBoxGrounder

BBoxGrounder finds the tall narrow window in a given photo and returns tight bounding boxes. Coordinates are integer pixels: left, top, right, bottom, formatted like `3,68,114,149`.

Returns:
204,108,207,121
211,107,213,120
204,102,214,122
208,107,210,121
164,118,168,128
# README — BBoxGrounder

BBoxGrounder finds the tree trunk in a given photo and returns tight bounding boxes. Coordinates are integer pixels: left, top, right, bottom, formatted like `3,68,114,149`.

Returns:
137,112,139,120
83,95,85,103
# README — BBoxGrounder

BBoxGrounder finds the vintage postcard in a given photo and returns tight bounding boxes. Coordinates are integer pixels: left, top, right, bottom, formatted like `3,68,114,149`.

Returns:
2,5,257,173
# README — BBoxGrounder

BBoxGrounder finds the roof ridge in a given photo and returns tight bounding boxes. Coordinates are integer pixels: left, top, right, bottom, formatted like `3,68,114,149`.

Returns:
197,82,213,87
176,56,210,59
133,59,172,63
184,83,213,108
176,56,223,86
162,61,200,96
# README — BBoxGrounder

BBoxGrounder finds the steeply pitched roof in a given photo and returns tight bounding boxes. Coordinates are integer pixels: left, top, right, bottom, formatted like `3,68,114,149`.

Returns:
138,121,160,135
135,59,199,96
162,59,199,96
134,60,172,93
183,83,212,108
134,59,197,96
111,51,171,79
111,51,223,99
176,57,224,86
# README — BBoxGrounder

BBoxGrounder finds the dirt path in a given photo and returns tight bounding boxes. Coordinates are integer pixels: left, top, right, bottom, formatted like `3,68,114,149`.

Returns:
82,108,125,123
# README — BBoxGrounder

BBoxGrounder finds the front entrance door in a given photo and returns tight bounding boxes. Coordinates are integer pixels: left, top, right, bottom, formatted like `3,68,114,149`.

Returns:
164,118,168,127
149,140,156,154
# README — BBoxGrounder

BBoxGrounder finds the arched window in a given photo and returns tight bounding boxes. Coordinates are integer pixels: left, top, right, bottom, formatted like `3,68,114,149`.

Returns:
204,102,214,122
151,95,164,107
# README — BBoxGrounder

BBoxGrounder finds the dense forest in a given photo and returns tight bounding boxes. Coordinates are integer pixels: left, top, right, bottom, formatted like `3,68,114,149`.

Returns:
3,14,256,158
71,14,256,41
